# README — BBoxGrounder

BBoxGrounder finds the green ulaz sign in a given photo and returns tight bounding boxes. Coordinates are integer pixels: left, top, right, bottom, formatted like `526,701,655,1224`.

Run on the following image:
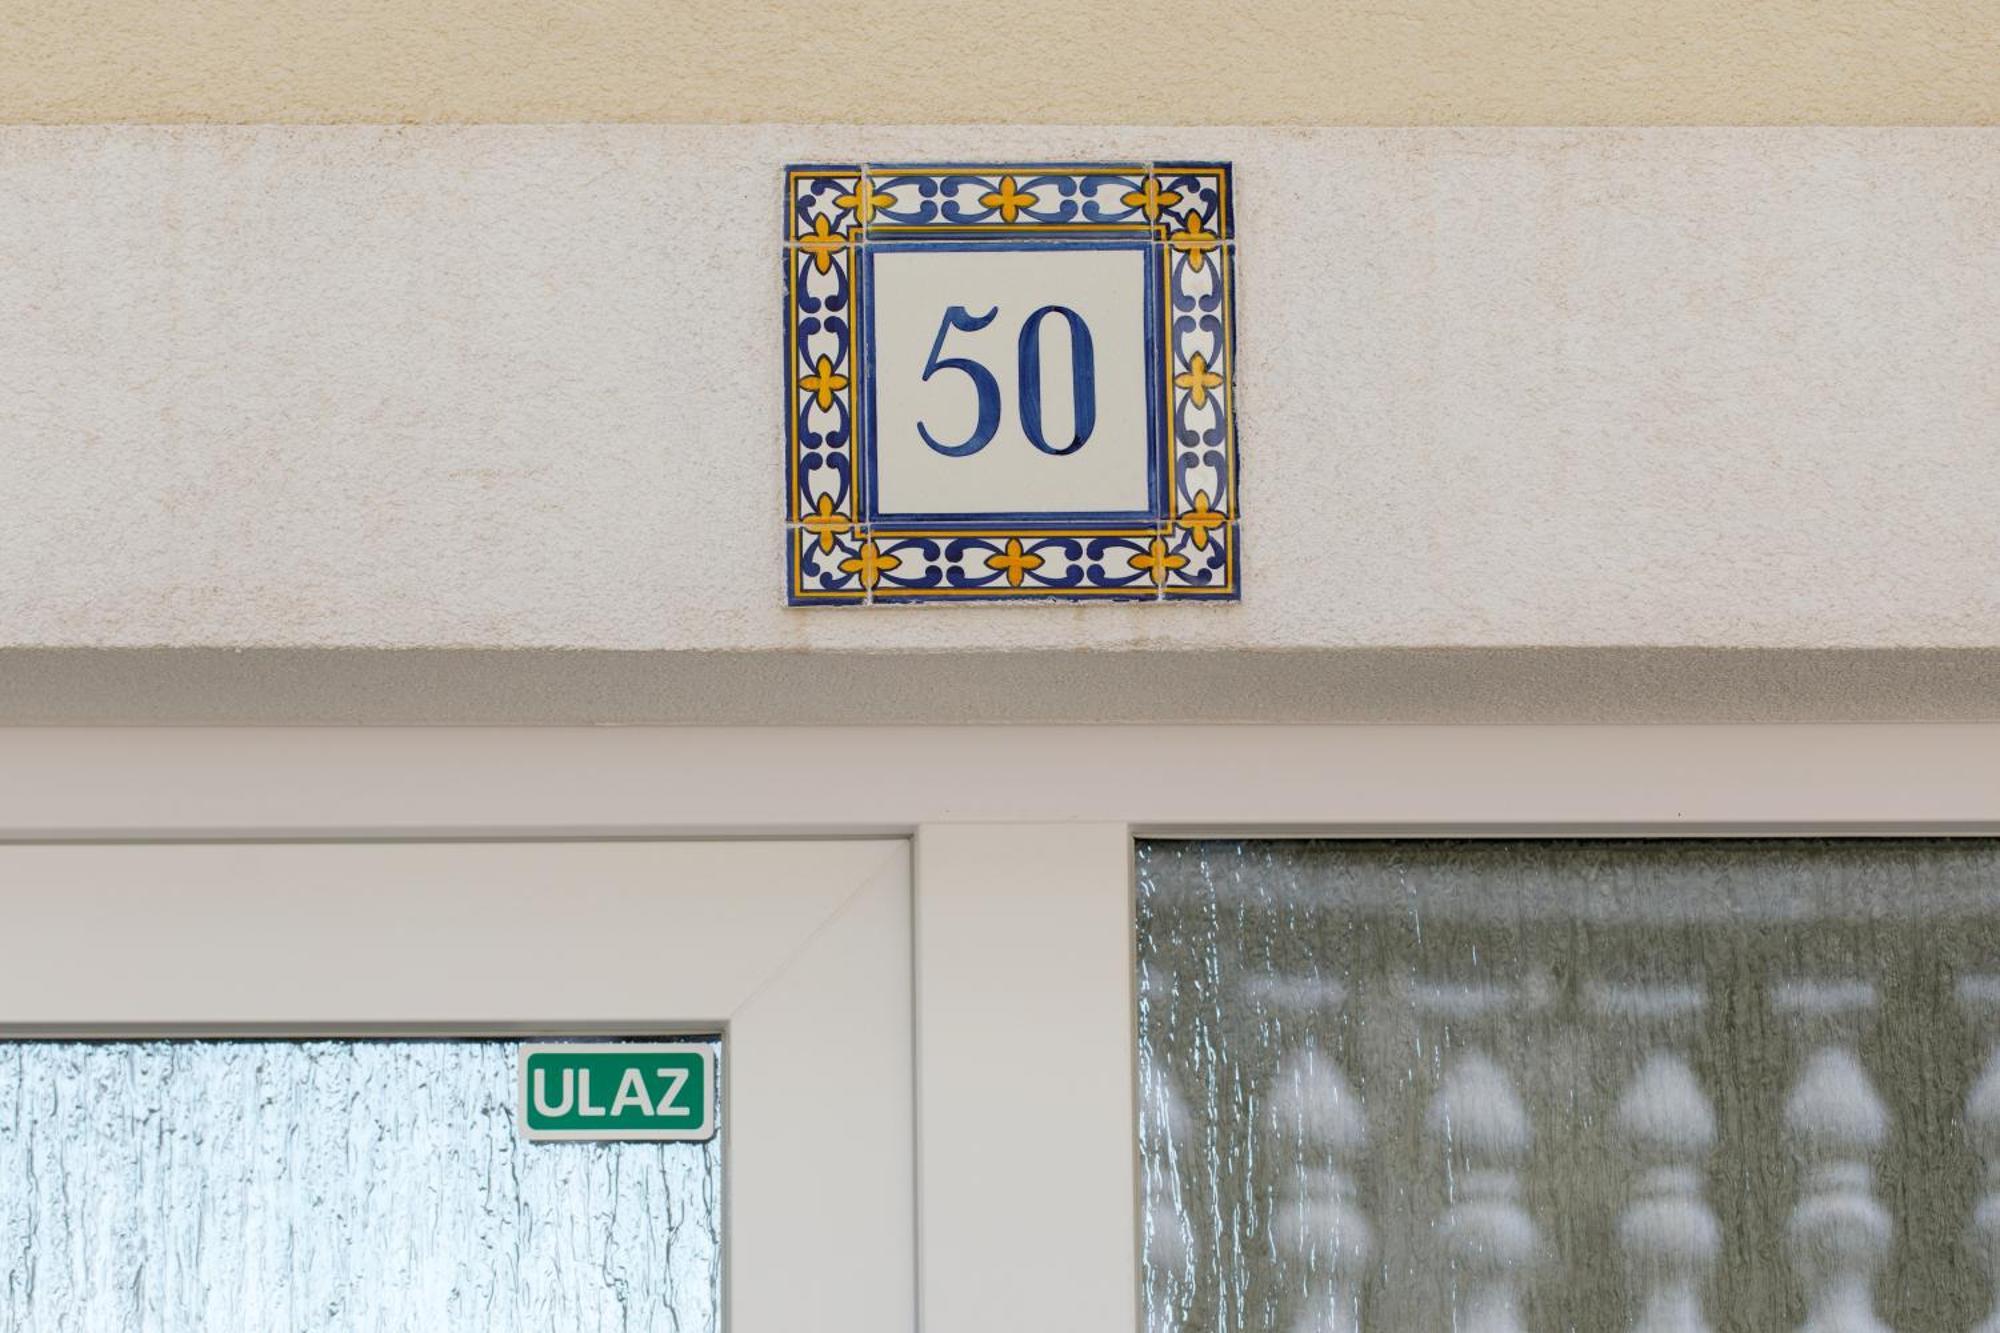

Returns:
517,1043,716,1142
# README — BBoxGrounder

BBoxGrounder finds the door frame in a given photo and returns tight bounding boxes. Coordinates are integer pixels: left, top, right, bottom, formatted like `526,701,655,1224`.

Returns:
0,836,912,1333
5,721,1999,1333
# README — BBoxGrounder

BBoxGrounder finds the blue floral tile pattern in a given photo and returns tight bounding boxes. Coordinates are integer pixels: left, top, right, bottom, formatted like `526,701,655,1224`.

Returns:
785,162,1238,604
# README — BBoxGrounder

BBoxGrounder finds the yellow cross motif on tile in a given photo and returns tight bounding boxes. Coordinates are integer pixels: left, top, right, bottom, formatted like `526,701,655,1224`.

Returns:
978,175,1039,223
1121,177,1184,222
800,494,852,554
1130,537,1189,586
984,538,1046,588
835,181,895,225
800,354,849,410
797,214,847,274
1167,210,1220,272
839,540,901,590
1176,492,1226,551
1173,352,1223,409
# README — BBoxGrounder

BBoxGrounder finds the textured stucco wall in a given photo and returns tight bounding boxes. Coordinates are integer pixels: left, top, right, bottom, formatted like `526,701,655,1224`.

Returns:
4,126,1996,660
4,0,1996,125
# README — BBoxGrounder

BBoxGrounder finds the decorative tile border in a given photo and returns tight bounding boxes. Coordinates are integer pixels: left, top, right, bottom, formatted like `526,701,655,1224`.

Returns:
786,162,1237,604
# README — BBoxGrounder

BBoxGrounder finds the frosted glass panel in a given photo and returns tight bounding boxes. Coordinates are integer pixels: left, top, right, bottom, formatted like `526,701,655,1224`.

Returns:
1135,839,2000,1333
0,1039,720,1332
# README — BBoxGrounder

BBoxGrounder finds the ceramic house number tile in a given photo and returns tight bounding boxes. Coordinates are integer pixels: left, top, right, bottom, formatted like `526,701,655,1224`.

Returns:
785,163,1238,604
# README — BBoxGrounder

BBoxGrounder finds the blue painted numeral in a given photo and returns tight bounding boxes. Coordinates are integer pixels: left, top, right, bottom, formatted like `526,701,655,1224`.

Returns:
917,305,1098,457
917,305,1002,457
1016,305,1096,457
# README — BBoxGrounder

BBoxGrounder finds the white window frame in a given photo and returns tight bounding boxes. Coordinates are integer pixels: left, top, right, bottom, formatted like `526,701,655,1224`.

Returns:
5,722,1999,1333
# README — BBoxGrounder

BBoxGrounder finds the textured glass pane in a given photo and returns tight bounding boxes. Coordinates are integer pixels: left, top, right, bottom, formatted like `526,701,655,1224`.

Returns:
1136,839,2000,1333
0,1039,720,1332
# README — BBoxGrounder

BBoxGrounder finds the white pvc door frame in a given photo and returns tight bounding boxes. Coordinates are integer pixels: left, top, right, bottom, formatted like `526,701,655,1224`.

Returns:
0,838,913,1333
4,722,1999,1333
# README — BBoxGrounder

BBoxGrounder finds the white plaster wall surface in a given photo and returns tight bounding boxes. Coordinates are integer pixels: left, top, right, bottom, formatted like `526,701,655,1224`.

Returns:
1,126,1995,651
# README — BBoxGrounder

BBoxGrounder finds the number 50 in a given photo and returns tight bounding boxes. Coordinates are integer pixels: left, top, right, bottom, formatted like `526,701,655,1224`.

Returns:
917,305,1097,458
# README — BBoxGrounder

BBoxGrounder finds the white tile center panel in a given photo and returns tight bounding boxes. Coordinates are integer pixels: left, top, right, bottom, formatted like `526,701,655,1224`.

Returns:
867,244,1154,520
786,163,1239,604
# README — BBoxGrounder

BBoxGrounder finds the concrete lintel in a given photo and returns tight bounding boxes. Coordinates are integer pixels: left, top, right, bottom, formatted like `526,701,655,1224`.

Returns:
2,647,1995,725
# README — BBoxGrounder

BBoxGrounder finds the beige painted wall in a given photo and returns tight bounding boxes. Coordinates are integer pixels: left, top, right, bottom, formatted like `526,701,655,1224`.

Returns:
8,124,1997,660
6,0,1996,125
